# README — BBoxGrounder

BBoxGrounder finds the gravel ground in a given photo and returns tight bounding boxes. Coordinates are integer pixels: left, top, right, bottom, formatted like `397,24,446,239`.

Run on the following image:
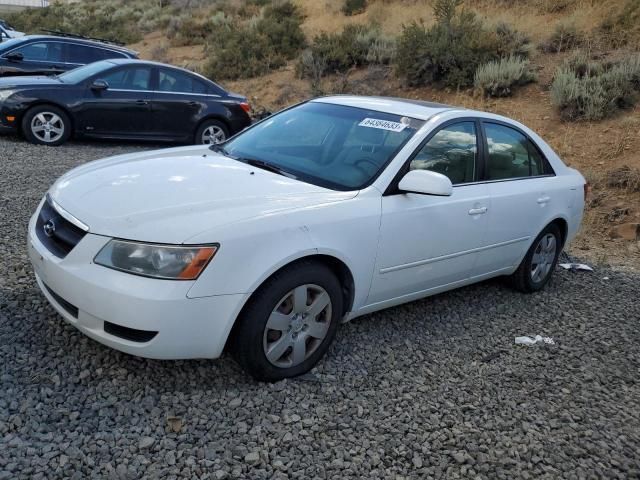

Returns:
1,136,640,480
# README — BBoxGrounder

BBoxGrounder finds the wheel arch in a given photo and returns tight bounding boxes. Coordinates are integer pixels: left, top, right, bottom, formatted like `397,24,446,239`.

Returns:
223,253,356,352
196,115,230,134
548,217,568,247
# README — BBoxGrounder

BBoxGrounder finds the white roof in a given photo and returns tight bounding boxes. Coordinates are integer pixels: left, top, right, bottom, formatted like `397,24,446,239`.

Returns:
312,95,458,121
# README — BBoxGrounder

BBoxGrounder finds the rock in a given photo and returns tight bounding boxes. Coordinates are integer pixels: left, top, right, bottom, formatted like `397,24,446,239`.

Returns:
244,452,260,465
609,223,639,240
138,437,155,450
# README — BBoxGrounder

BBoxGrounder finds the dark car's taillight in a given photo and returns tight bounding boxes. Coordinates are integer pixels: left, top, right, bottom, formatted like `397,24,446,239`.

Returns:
240,102,251,114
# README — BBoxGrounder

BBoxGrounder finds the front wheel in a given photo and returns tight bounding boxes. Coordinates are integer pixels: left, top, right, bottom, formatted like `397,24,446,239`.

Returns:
509,223,562,293
230,261,343,382
195,119,228,145
22,105,71,146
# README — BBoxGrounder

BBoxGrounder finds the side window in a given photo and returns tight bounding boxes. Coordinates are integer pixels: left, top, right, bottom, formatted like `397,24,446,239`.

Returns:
484,123,549,180
158,68,207,94
65,44,104,64
11,42,63,62
100,67,151,91
410,122,477,185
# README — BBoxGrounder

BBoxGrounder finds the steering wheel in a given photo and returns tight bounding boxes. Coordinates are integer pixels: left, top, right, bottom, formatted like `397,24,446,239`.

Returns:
354,158,379,177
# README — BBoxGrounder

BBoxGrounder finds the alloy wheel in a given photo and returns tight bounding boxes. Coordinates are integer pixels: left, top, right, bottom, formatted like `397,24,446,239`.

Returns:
201,125,226,145
263,284,332,368
531,233,557,283
31,112,65,144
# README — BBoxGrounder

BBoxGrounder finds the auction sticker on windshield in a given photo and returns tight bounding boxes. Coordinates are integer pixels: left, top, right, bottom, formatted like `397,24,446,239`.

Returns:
358,118,407,132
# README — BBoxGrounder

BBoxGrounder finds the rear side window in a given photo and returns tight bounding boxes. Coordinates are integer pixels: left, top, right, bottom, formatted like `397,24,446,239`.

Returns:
66,44,126,63
158,68,208,94
101,67,151,91
410,122,477,185
484,123,550,180
10,41,63,62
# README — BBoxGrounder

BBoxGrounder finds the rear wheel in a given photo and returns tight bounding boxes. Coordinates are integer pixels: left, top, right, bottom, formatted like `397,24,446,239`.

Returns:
22,105,71,146
231,261,343,382
196,119,228,145
509,223,562,293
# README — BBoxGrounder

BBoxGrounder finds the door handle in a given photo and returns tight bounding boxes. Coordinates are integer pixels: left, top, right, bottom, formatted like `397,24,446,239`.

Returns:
468,207,488,215
135,100,149,106
537,196,551,204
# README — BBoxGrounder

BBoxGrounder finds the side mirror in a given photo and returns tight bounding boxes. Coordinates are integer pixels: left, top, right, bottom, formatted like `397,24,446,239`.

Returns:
398,169,453,196
90,79,109,91
5,52,23,62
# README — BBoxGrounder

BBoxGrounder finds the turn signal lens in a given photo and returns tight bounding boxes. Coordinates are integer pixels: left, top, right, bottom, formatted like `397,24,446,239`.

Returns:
94,240,218,280
6,116,15,122
240,102,251,114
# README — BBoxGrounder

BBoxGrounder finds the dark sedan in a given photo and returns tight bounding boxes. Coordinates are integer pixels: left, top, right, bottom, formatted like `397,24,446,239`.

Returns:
0,35,138,77
0,59,252,146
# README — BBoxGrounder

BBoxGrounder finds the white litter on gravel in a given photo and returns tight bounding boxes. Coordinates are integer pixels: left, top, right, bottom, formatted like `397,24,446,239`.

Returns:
515,335,556,346
559,263,594,271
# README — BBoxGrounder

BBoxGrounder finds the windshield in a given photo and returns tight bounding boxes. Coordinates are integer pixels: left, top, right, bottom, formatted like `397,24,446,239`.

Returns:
57,61,114,83
222,101,423,190
0,37,24,52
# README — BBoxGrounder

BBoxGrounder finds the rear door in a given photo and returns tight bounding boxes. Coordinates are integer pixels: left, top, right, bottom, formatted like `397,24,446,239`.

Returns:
477,121,557,273
78,65,154,137
152,67,215,140
367,120,491,305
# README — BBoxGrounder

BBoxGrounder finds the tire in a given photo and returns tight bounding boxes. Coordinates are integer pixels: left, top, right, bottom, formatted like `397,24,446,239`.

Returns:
22,105,71,146
195,119,229,145
230,260,343,382
509,223,562,293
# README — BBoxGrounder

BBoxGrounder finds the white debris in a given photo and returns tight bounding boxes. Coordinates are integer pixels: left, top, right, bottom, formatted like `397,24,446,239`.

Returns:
559,263,593,271
515,335,555,346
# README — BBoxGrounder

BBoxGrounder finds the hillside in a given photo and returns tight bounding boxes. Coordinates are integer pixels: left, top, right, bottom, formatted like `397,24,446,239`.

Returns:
6,0,640,268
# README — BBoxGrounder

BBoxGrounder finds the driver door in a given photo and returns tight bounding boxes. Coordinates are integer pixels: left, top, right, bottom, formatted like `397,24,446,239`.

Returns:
78,65,155,137
367,120,491,305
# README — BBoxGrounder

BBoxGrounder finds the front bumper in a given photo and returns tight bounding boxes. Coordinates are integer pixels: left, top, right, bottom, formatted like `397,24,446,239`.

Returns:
28,213,248,359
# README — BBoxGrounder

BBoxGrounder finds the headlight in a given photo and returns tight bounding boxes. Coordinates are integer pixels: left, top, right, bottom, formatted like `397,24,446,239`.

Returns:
0,90,15,102
94,240,218,280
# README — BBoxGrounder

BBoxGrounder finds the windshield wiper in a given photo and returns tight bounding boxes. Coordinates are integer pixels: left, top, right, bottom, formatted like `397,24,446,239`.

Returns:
243,158,297,179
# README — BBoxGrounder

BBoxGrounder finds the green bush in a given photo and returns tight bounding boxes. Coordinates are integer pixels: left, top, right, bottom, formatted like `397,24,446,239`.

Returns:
203,1,305,80
474,56,535,97
342,0,367,16
539,22,584,53
395,0,507,88
495,22,532,59
298,24,395,78
551,54,640,120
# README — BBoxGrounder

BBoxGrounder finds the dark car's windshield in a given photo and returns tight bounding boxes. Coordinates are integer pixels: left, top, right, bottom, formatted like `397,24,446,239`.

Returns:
0,37,24,53
57,61,114,83
221,101,424,191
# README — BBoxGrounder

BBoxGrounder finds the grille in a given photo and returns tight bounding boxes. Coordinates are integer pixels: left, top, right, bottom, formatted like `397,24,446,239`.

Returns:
36,196,87,258
43,283,79,318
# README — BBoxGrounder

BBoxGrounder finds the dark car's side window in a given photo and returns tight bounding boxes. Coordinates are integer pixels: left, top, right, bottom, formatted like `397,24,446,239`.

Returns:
66,43,107,64
101,67,152,91
484,123,549,180
409,122,477,185
10,42,64,62
158,68,208,94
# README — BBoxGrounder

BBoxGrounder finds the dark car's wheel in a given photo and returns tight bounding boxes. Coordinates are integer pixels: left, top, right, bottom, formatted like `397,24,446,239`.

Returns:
196,119,228,145
231,261,343,382
22,105,71,146
509,223,562,293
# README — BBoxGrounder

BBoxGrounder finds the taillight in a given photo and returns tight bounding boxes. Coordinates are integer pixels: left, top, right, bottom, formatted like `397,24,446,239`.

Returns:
583,182,589,203
240,102,251,114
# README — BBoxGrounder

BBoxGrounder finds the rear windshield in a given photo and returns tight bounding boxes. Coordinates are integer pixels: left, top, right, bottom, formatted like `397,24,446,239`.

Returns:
222,101,424,191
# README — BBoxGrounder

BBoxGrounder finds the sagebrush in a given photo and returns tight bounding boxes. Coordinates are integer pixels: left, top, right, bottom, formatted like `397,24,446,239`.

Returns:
475,56,535,97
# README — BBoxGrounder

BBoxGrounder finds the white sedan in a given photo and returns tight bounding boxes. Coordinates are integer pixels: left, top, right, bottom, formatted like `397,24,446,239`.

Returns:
28,96,586,381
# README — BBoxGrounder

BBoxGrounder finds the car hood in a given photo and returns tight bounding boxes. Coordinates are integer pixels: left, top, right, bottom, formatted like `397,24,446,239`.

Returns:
0,75,62,88
49,146,357,244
